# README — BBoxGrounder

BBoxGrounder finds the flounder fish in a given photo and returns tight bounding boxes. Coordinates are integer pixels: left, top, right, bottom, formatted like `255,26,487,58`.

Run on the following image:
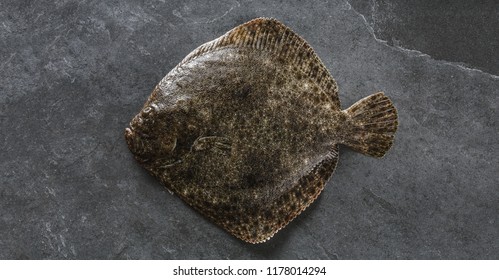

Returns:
125,18,398,243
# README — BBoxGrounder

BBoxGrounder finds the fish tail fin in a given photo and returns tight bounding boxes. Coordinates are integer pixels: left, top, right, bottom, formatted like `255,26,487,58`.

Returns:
342,92,398,157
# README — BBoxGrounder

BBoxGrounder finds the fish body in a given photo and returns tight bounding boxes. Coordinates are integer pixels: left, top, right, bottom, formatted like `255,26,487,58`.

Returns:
125,18,398,243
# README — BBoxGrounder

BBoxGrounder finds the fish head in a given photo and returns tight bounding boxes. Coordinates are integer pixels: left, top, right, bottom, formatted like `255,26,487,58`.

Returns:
125,102,177,163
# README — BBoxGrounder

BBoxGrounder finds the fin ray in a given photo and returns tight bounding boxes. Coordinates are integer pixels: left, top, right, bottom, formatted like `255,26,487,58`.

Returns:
219,146,339,243
178,17,341,109
342,92,398,157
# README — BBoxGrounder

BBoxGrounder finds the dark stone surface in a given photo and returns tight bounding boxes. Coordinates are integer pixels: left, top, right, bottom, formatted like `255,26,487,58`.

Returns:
348,0,499,76
1,0,497,259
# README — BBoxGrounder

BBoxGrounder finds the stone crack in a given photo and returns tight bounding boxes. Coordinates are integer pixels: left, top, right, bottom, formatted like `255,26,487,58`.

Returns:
344,0,499,80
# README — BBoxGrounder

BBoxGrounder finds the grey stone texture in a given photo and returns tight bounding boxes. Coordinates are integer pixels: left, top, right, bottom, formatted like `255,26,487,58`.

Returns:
1,0,497,259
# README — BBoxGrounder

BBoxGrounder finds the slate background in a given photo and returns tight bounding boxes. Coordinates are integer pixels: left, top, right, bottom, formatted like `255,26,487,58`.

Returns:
1,0,498,259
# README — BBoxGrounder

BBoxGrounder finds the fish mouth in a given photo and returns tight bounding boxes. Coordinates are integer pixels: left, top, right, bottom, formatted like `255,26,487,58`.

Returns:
125,126,139,156
125,127,135,147
125,126,152,164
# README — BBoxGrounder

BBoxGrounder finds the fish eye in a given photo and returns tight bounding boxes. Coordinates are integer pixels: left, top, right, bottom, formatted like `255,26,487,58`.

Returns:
143,106,153,114
142,104,158,117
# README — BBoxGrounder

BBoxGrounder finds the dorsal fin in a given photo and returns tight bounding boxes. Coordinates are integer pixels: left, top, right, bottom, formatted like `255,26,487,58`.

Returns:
179,18,340,109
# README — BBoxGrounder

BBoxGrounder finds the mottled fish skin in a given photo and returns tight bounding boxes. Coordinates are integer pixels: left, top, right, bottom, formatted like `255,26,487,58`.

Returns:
125,18,398,243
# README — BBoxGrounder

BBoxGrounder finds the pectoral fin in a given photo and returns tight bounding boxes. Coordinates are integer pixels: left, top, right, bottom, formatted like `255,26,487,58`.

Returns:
191,136,232,154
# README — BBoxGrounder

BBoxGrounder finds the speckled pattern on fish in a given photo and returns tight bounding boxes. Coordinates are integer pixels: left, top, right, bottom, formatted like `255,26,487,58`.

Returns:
125,18,398,243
